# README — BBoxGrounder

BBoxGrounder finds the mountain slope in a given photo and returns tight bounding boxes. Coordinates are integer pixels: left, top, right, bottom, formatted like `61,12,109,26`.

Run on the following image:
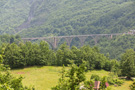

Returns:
0,0,135,37
0,0,33,34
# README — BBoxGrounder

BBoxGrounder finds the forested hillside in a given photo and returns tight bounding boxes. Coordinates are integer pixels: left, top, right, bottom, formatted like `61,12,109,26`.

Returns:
96,35,135,60
1,1,135,89
1,0,135,59
0,0,135,37
0,0,32,34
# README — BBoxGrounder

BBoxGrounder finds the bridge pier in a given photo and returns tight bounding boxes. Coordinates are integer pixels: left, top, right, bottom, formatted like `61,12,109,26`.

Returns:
50,37,60,49
43,37,60,49
110,35,113,39
54,37,57,49
91,36,99,45
65,37,73,47
78,37,87,47
23,39,31,43
106,35,113,40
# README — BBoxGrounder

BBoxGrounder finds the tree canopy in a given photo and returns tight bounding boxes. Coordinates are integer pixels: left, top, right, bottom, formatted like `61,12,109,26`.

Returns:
121,49,135,78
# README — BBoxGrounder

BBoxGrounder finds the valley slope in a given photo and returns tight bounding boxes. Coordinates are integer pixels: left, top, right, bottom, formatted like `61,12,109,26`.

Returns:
1,0,135,59
1,0,135,37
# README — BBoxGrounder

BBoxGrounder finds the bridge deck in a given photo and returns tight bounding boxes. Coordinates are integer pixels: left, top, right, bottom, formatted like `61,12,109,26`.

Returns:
21,33,127,40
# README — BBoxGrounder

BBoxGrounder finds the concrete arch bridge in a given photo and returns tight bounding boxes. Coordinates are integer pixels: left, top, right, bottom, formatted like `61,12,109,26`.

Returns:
21,33,131,49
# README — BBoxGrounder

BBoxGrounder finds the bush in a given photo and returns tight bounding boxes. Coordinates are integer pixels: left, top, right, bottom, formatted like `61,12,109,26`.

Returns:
130,81,135,90
0,83,13,90
90,74,100,81
108,78,124,86
0,71,34,90
114,79,124,86
52,61,86,90
84,80,94,90
0,50,34,90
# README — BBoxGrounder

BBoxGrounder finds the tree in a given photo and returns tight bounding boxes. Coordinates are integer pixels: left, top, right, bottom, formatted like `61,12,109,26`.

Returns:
121,49,135,79
10,35,15,44
100,76,107,90
79,45,107,70
52,61,86,90
39,41,50,65
110,59,120,76
71,46,81,65
0,48,34,90
56,43,73,66
4,43,24,68
80,45,96,70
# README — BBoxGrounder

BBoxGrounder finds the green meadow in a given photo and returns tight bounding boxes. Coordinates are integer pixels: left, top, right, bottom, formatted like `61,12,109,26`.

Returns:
11,66,133,90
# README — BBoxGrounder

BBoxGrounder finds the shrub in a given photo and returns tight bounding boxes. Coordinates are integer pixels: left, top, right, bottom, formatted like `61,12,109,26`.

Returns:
90,74,100,81
130,81,135,90
108,78,124,86
84,80,94,90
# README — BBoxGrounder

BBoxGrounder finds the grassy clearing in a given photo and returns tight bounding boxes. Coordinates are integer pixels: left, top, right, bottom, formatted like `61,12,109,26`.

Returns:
11,66,61,90
11,66,133,90
111,80,132,90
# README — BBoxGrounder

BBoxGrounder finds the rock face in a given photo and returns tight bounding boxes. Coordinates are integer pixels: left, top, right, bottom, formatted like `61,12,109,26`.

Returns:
12,0,60,34
16,0,37,32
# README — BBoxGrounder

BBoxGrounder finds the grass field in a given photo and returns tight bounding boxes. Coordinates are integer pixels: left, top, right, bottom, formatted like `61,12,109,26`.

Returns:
10,66,133,90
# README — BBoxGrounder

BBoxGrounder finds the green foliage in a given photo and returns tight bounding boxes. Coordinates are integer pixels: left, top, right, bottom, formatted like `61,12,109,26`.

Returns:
0,71,34,90
1,42,113,72
121,49,135,78
0,83,13,90
0,0,135,37
90,74,124,88
107,76,124,86
3,41,55,68
56,43,73,66
52,61,86,90
0,34,21,46
0,48,34,90
1,0,135,61
90,74,101,81
71,45,109,70
22,0,135,37
98,35,135,60
4,43,25,68
100,76,108,90
110,59,121,76
84,80,94,90
130,81,135,90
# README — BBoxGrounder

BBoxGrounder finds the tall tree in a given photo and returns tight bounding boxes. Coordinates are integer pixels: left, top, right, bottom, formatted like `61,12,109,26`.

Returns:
121,49,135,79
39,41,50,65
0,48,34,90
56,43,73,66
4,43,24,68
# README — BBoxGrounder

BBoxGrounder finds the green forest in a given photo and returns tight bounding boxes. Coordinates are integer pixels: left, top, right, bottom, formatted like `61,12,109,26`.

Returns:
0,36,135,89
1,0,135,89
1,0,135,60
0,0,135,37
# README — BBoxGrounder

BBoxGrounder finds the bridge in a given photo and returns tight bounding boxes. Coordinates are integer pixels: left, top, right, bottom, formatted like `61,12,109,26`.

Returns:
21,33,132,49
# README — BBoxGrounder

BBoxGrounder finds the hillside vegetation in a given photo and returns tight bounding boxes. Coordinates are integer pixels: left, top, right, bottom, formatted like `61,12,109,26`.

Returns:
1,0,135,59
11,66,133,90
0,0,31,34
94,35,135,59
1,0,135,37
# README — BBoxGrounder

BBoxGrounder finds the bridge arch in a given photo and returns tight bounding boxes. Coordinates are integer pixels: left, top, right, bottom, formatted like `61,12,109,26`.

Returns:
77,36,88,47
85,36,95,46
44,40,55,49
21,33,125,48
